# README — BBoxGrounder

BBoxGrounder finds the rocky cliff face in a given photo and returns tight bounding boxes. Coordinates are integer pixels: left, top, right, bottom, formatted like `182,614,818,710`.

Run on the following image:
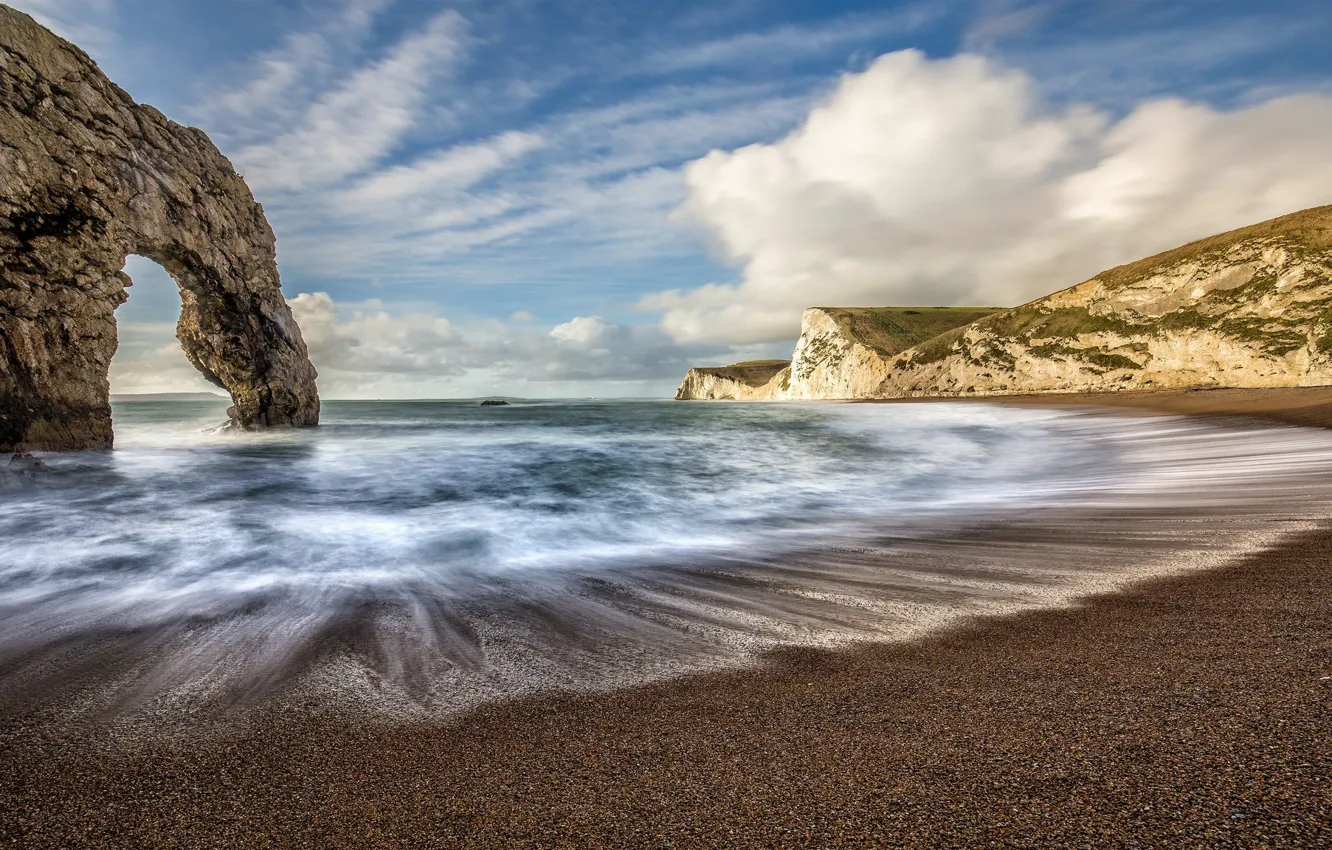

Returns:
0,5,319,450
779,307,1000,399
675,207,1332,402
774,308,891,400
881,206,1332,397
674,360,790,400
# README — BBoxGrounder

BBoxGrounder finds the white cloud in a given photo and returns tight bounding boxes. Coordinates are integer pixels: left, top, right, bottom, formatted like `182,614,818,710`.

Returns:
290,292,469,380
549,315,612,344
277,293,771,398
232,10,466,191
650,49,1332,343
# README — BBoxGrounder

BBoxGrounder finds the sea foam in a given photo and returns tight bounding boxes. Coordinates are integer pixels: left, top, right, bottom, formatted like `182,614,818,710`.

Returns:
3,399,1332,724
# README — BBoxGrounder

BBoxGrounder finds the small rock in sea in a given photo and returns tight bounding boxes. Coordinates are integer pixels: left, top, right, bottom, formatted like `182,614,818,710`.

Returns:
1,453,46,489
6,453,46,475
480,400,510,406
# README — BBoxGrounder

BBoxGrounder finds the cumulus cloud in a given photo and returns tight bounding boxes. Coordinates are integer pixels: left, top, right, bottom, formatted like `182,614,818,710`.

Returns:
284,293,757,397
109,327,224,395
650,49,1332,343
289,293,467,379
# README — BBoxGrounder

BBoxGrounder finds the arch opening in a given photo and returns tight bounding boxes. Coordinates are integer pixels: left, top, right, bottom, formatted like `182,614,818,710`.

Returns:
109,256,229,400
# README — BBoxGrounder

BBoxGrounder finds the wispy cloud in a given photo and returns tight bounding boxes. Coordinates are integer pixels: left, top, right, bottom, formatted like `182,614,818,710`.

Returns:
962,0,1055,52
641,6,940,74
341,130,544,208
258,78,816,288
205,0,393,141
231,10,467,191
980,10,1323,108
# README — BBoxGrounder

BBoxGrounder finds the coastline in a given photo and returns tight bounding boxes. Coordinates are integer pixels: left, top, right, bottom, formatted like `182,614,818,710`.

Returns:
3,389,1331,846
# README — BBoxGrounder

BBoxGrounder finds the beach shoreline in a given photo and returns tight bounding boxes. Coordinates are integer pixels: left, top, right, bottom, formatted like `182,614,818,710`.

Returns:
3,388,1331,846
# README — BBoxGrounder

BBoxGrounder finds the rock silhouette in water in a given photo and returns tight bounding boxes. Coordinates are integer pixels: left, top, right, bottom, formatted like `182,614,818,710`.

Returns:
0,5,319,450
480,400,510,406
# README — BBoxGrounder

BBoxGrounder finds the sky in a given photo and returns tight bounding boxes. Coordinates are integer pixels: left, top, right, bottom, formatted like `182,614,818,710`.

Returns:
16,0,1332,398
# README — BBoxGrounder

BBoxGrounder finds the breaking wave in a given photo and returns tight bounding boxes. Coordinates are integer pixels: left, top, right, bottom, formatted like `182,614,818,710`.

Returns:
4,399,1332,723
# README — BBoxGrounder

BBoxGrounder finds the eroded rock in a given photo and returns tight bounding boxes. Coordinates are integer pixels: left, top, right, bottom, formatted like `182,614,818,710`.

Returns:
0,5,319,450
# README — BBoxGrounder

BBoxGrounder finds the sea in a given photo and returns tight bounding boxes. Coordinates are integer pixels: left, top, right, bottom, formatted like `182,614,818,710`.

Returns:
4,398,1332,723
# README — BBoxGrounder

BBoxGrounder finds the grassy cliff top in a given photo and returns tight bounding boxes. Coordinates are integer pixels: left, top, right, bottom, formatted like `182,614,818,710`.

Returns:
691,360,790,387
995,205,1332,330
814,307,1004,356
1094,204,1332,290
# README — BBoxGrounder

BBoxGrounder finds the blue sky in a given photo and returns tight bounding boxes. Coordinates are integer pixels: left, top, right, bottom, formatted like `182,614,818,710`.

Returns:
17,0,1332,397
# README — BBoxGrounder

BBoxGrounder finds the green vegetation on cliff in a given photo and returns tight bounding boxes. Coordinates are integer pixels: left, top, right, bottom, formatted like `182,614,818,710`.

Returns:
816,307,1002,357
689,360,790,388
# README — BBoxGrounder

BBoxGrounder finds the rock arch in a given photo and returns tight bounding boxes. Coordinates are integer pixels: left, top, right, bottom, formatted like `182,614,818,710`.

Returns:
0,5,319,450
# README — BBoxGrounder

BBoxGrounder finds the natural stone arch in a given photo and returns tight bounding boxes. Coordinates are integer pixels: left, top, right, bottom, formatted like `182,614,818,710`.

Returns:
0,5,319,450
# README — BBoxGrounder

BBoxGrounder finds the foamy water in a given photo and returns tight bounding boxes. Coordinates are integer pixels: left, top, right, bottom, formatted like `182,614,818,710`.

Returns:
3,399,1332,723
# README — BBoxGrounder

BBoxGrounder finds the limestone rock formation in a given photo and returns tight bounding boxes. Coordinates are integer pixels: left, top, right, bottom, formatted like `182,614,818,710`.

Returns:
674,360,789,401
0,5,319,450
675,207,1332,402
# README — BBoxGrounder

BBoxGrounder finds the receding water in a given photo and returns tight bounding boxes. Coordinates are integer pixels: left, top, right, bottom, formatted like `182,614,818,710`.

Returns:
4,399,1332,723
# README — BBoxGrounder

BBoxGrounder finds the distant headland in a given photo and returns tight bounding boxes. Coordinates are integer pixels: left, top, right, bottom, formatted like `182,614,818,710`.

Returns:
110,393,229,403
677,205,1332,401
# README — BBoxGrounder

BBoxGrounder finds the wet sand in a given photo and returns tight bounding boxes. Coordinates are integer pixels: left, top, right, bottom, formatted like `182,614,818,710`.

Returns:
3,388,1332,847
891,385,1332,430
